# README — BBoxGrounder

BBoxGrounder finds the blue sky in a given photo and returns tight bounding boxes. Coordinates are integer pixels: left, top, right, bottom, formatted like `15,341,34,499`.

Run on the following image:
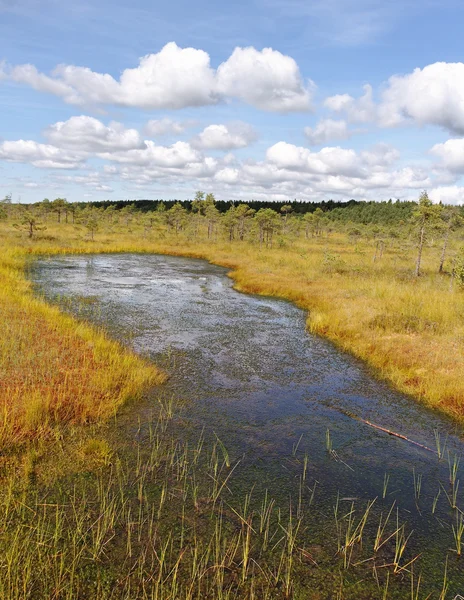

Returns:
1,0,464,204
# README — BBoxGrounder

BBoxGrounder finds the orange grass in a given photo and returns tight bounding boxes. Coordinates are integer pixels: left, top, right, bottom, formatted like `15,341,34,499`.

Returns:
0,243,165,449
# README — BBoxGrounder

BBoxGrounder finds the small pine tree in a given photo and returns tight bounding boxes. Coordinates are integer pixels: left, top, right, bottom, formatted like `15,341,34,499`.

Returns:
13,209,46,238
412,191,442,277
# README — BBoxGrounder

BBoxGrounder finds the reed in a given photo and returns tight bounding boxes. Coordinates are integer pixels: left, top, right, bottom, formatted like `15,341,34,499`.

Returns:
434,429,448,460
0,424,456,599
392,511,417,575
413,468,422,503
432,488,441,514
373,501,396,553
383,472,390,499
326,428,332,453
452,511,464,557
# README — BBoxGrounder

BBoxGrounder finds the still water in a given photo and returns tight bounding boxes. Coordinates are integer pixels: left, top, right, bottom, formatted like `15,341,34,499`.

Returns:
32,253,464,593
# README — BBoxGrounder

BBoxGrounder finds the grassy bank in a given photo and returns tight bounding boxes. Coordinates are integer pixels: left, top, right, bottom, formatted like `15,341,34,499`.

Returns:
0,242,166,451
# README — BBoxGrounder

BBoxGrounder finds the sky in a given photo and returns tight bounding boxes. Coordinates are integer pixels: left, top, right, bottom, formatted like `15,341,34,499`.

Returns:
1,0,464,204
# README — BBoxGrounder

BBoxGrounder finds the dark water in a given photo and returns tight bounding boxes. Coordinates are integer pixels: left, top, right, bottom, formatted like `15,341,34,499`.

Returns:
32,253,464,592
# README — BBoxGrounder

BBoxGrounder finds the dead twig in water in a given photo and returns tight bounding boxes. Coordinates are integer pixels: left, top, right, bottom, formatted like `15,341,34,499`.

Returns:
341,410,434,453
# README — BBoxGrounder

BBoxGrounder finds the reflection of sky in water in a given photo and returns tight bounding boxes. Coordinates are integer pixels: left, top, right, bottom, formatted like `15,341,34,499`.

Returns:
32,253,464,591
32,253,464,458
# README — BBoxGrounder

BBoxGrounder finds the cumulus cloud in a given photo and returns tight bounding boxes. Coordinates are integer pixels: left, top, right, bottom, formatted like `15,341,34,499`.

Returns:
429,185,464,205
45,116,144,152
105,144,432,200
8,43,217,109
266,141,366,177
144,118,186,137
325,63,464,135
192,122,257,150
378,63,464,133
98,140,202,168
324,84,376,123
0,112,450,203
430,138,464,172
385,167,431,189
304,118,352,145
0,140,85,169
210,140,428,200
216,46,312,112
360,143,400,168
3,42,313,112
215,167,240,184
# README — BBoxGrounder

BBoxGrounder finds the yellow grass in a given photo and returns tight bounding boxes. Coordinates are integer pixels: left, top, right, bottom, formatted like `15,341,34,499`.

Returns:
1,217,463,450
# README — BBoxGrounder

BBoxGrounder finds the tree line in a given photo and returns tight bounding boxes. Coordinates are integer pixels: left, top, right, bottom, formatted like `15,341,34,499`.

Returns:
1,191,464,282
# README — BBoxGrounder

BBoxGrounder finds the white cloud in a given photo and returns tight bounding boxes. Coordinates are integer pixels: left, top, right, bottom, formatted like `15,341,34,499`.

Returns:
325,63,464,135
386,167,431,189
324,94,352,112
95,147,437,201
0,140,85,169
265,142,309,171
99,140,202,168
216,46,312,112
182,157,218,178
0,110,455,204
114,43,218,109
8,43,217,109
266,141,365,177
324,84,376,123
211,140,431,201
429,185,464,205
304,118,352,145
8,63,78,100
429,167,458,186
144,118,186,137
430,138,464,173
215,167,240,184
45,116,144,152
223,153,237,165
3,42,312,112
192,122,257,150
360,143,400,168
52,171,115,193
378,63,464,133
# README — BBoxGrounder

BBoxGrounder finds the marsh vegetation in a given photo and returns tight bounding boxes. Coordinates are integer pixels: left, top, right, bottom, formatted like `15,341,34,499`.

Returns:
1,193,464,597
